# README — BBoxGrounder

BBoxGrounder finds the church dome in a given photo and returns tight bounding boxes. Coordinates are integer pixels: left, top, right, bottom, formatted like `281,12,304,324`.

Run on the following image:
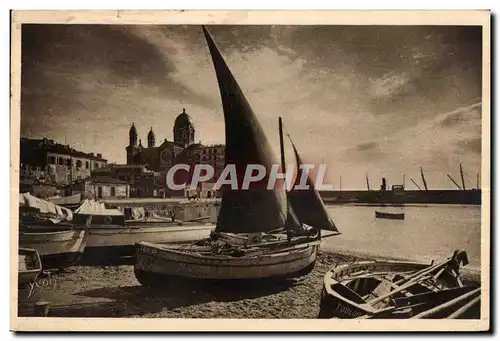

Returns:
174,108,194,128
173,108,196,147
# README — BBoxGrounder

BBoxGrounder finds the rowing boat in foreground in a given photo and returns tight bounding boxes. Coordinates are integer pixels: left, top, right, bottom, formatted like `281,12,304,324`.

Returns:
134,26,340,285
375,211,405,220
18,248,42,287
318,250,480,319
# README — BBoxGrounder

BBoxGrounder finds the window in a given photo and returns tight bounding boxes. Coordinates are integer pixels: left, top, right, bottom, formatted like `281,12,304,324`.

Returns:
85,161,90,169
58,158,64,165
76,160,82,168
110,187,116,197
97,186,103,198
49,156,56,164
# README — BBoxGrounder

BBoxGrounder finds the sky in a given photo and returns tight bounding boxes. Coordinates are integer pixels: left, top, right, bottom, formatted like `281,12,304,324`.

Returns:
20,24,483,189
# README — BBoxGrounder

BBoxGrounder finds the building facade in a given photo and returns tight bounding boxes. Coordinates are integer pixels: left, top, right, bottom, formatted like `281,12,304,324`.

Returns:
20,138,108,185
84,175,130,199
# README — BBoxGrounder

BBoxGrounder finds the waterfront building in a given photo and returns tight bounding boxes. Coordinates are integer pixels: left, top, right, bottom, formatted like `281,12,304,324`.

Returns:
20,137,108,186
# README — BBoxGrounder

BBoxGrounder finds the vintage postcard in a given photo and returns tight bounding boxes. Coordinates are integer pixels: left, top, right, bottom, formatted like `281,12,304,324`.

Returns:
10,10,490,332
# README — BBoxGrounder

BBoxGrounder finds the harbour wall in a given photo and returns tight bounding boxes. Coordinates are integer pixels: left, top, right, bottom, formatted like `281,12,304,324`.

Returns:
320,189,481,205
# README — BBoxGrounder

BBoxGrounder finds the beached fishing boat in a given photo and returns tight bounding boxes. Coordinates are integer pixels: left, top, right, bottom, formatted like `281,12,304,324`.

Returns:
375,211,405,220
18,248,42,287
134,26,340,285
318,250,479,319
19,193,90,269
19,226,89,270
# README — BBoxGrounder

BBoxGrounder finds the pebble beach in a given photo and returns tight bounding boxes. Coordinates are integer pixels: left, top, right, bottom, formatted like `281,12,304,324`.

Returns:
17,251,480,319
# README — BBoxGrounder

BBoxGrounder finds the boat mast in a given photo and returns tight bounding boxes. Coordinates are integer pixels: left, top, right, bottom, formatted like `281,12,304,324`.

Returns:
459,163,466,191
477,172,480,190
403,173,406,189
69,155,73,196
420,166,428,191
278,117,291,238
366,172,370,191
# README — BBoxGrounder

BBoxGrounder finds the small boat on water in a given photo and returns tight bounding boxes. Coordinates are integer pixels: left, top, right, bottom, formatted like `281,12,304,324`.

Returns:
375,211,405,220
318,250,479,319
19,193,90,269
18,248,42,287
133,26,340,285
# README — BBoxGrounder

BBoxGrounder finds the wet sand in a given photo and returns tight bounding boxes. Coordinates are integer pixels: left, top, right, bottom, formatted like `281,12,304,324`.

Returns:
17,251,480,319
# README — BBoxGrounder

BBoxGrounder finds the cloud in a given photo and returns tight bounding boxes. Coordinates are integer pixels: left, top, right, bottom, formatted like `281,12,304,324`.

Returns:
336,102,482,189
19,25,483,189
457,137,482,154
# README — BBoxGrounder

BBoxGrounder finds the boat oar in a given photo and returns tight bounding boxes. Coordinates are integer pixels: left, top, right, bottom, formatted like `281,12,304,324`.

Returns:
393,250,468,289
366,258,452,306
321,231,342,239
240,239,322,256
392,256,455,287
447,295,481,319
410,287,480,319
368,273,435,306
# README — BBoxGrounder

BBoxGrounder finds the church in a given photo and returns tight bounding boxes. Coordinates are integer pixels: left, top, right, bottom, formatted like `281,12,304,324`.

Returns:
126,108,225,183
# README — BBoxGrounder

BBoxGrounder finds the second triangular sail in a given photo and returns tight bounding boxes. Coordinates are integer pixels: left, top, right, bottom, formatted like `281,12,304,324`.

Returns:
287,137,340,234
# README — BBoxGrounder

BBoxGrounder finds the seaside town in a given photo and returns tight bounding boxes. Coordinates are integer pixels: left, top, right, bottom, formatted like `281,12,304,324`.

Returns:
16,24,484,322
20,108,225,201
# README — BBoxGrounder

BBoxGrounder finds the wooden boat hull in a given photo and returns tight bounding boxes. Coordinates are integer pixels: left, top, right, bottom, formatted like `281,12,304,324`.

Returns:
375,211,405,220
318,260,429,318
134,241,318,283
19,229,88,269
318,257,478,319
18,248,42,287
81,224,214,264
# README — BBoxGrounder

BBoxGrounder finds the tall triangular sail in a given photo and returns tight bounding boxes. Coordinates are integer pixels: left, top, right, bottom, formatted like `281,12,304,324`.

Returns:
202,26,299,234
287,138,340,234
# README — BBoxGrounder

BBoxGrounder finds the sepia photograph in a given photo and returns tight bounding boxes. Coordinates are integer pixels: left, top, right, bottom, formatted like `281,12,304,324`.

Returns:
10,10,490,332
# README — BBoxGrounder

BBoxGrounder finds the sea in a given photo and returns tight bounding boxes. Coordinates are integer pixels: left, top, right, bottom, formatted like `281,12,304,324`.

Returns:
322,204,482,271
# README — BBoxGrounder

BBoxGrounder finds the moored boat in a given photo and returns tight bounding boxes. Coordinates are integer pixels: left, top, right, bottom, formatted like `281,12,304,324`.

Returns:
375,211,405,220
134,26,340,285
318,250,479,319
18,248,42,287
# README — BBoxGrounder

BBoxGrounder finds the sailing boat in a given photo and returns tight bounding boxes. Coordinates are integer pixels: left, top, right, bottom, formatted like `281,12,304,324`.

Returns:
133,26,339,284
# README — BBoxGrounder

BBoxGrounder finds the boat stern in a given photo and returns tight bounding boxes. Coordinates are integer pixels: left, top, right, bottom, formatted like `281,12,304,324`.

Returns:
134,242,161,272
